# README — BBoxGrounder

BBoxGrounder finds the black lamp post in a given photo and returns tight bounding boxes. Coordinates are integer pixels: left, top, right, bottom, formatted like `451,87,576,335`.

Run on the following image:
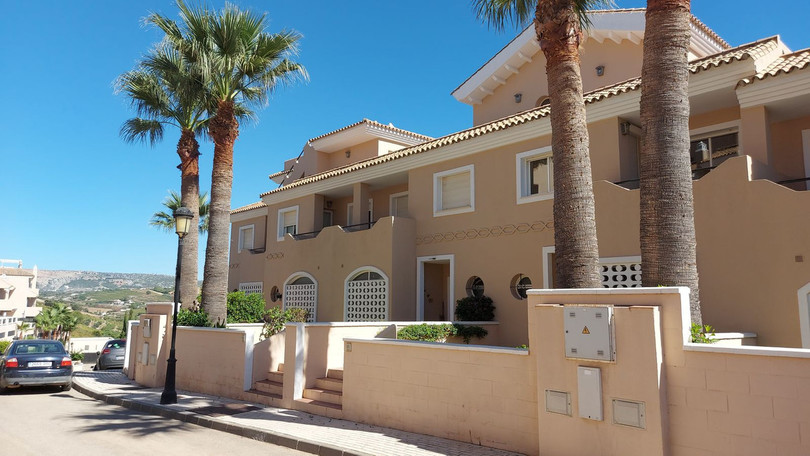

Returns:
160,206,193,405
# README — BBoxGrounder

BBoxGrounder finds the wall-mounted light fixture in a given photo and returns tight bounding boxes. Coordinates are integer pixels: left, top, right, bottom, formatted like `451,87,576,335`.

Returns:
345,150,351,158
596,65,605,77
514,93,522,103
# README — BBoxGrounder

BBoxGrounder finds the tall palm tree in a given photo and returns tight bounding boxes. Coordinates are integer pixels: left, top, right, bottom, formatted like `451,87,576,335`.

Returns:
118,44,208,308
150,1,307,324
639,0,701,323
473,0,610,287
151,190,210,234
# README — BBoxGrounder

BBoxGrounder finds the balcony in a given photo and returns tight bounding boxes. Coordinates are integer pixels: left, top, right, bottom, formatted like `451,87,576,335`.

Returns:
292,220,379,241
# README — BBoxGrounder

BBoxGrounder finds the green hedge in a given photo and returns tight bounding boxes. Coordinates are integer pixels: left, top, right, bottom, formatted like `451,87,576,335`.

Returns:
226,291,267,323
455,295,495,321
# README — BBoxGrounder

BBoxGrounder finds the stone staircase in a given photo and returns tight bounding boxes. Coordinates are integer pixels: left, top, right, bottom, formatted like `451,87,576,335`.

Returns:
295,368,344,419
247,363,284,407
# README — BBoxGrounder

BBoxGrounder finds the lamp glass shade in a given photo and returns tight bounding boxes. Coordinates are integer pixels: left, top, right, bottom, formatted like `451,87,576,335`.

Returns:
173,207,194,237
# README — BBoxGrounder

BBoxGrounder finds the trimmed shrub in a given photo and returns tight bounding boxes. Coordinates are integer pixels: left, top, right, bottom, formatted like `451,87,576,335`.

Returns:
0,340,10,354
397,323,457,342
452,324,488,344
454,295,495,321
176,308,211,327
226,291,267,323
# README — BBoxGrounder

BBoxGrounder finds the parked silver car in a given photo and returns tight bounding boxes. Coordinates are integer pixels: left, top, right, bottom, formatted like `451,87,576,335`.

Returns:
0,340,73,393
94,339,126,370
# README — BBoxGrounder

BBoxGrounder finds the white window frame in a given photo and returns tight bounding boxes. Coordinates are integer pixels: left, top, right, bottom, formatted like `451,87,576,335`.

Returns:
516,146,554,204
237,224,255,253
433,164,475,217
389,191,409,217
277,206,299,241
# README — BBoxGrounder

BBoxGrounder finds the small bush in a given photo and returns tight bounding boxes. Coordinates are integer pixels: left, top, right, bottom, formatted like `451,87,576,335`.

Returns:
0,340,10,354
226,291,267,323
452,324,488,344
261,307,309,339
397,324,457,342
70,351,84,362
176,308,211,327
690,323,717,344
455,295,495,321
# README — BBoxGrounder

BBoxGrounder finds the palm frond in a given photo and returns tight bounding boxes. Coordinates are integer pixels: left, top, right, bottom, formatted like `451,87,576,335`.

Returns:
120,118,165,145
151,189,210,233
472,0,615,31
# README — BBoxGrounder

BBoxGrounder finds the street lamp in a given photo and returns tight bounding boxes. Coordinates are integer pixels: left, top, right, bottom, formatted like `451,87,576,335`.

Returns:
160,206,193,405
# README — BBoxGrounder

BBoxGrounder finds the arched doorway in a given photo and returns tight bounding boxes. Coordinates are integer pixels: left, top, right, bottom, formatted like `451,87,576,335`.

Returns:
283,272,317,322
345,267,388,321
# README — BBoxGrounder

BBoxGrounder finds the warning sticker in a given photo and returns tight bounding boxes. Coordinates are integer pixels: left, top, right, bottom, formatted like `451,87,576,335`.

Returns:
582,326,590,335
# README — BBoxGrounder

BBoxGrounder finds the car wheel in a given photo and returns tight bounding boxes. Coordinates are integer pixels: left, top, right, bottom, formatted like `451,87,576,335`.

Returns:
93,363,99,371
0,384,7,394
61,383,72,392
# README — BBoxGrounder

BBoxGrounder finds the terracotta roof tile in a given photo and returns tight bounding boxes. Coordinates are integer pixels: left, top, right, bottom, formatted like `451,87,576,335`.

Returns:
738,48,810,86
689,36,780,74
258,39,776,198
307,119,432,144
231,201,266,215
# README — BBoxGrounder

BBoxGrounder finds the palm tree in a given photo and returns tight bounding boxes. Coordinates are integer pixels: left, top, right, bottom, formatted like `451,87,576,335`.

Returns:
118,43,208,308
34,309,52,339
473,0,610,287
16,322,30,340
639,1,701,324
150,1,307,324
151,190,210,234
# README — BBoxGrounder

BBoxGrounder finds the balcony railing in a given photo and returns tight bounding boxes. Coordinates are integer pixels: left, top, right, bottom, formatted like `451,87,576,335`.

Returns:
777,176,810,191
292,219,379,241
612,165,721,190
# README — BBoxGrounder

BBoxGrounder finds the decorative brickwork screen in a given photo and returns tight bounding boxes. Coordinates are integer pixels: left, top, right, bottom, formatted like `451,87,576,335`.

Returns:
284,281,317,322
238,282,263,295
346,272,388,321
600,262,642,288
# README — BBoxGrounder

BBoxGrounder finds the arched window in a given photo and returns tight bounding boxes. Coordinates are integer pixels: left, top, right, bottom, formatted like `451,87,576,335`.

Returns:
345,267,388,321
536,96,550,108
283,272,317,322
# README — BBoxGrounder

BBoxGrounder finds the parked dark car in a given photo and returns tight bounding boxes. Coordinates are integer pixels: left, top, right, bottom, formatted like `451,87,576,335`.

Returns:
0,339,73,393
94,339,126,370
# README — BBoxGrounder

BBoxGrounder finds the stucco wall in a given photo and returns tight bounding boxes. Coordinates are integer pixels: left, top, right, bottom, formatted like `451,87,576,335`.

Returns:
174,327,250,398
473,38,644,126
342,340,538,455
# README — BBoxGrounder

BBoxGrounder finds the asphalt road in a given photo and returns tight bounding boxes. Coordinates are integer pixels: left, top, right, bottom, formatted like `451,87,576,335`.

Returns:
0,385,308,456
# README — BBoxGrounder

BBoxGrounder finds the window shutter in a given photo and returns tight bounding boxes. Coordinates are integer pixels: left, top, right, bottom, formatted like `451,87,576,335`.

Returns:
242,227,254,250
441,171,470,210
282,211,296,232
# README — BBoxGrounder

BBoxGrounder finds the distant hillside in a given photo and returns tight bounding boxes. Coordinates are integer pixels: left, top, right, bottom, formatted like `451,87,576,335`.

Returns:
37,269,176,292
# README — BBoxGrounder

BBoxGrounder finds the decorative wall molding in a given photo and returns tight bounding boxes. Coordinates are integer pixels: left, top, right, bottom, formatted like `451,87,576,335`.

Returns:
416,220,553,245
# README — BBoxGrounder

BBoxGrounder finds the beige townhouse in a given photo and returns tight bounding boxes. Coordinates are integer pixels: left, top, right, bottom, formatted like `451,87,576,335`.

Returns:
228,9,810,348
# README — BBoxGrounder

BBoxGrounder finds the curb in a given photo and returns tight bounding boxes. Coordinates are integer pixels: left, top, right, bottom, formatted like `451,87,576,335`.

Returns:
72,380,369,456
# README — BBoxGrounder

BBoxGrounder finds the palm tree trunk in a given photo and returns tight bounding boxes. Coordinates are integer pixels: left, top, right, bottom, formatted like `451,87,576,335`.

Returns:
640,0,701,324
202,100,239,325
177,129,201,308
537,0,601,288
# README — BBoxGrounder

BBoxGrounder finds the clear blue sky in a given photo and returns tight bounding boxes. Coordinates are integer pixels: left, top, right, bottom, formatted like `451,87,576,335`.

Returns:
1,1,807,276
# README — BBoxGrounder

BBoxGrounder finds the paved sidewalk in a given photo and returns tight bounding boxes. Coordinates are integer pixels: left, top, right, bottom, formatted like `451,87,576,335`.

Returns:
72,370,522,456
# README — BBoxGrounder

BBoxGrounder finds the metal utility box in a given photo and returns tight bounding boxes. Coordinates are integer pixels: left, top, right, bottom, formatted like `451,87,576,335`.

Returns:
577,366,603,420
564,305,615,361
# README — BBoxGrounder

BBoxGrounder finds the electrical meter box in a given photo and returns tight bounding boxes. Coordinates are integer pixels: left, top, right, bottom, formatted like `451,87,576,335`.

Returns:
564,305,615,361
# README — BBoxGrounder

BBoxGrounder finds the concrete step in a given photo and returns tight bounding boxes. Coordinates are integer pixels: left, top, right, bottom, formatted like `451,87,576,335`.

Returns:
266,370,284,383
246,389,282,407
303,387,343,405
327,368,343,380
314,376,343,392
254,379,283,396
294,398,343,419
